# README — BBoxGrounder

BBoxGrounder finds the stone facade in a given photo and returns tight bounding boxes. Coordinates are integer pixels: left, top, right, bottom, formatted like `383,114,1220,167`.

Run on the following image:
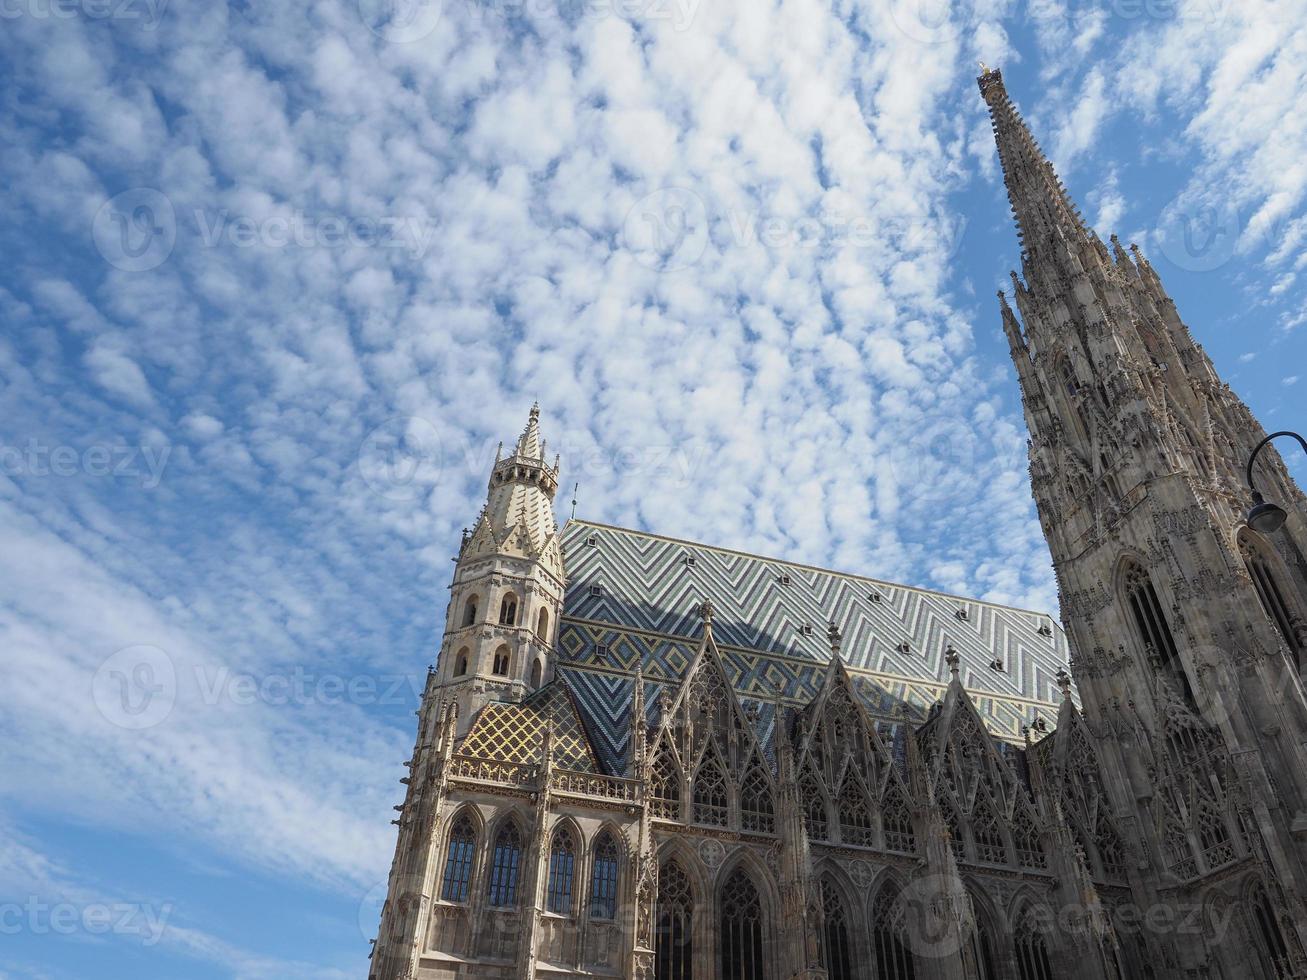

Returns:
366,70,1307,980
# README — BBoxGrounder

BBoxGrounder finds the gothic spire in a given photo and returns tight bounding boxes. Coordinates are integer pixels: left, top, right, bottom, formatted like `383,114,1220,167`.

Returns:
978,67,1088,258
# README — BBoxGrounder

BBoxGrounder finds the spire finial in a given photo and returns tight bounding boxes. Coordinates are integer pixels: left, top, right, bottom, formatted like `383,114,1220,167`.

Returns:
827,620,842,652
945,645,960,677
1056,667,1073,700
529,400,540,419
698,598,714,627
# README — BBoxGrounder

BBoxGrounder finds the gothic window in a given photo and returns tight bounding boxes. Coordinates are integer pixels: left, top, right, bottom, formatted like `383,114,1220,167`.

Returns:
499,594,518,626
943,803,966,864
545,826,577,914
1249,881,1291,979
588,832,620,920
462,596,478,627
454,647,469,677
719,867,766,980
871,884,918,980
1013,806,1046,869
818,877,853,980
969,900,1000,980
973,804,1007,864
1014,915,1054,980
1058,359,1090,438
530,658,543,688
492,645,511,676
1163,812,1196,879
1095,813,1126,879
486,821,522,907
692,751,729,826
537,607,550,642
439,813,476,902
1123,562,1193,703
655,859,693,980
1196,802,1234,870
836,779,874,847
883,783,916,853
800,773,828,840
1240,532,1303,662
740,763,775,834
651,747,682,819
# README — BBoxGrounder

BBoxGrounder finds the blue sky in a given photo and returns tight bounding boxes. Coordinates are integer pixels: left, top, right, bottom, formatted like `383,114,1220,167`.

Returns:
2,0,1305,977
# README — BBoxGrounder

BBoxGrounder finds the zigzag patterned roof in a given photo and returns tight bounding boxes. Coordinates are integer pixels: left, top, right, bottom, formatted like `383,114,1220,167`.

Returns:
557,520,1071,768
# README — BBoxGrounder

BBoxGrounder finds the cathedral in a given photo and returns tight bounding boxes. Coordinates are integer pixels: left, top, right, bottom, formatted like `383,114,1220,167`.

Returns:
366,69,1307,980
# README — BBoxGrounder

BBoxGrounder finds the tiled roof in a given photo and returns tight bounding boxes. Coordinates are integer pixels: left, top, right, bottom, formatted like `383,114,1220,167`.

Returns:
557,520,1070,768
459,680,602,773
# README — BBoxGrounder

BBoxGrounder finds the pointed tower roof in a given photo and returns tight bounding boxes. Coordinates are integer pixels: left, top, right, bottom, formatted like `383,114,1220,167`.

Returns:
515,401,544,459
978,67,1087,257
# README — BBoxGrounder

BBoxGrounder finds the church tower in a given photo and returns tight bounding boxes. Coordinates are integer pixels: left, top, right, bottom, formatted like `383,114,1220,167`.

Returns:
981,66,1307,974
434,403,565,735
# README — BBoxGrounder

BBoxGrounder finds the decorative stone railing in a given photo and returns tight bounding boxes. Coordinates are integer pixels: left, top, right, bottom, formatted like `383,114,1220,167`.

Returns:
447,755,538,786
446,756,641,803
549,768,641,802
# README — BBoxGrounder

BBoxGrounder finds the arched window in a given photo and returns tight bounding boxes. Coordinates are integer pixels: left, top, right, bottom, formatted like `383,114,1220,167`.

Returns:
530,658,543,688
439,813,476,902
837,779,874,847
589,832,620,920
719,867,766,980
740,761,775,833
1240,532,1303,663
1013,806,1045,869
1196,802,1234,870
800,773,828,840
492,645,510,676
499,594,518,626
650,747,681,819
486,822,522,907
454,647,469,677
537,607,550,642
693,751,729,826
943,803,966,864
818,877,853,980
655,859,693,980
871,884,917,980
883,783,916,854
1123,562,1192,702
969,898,1000,980
1014,912,1054,980
1249,881,1291,979
973,804,1006,864
462,596,478,627
545,826,576,915
1094,812,1125,879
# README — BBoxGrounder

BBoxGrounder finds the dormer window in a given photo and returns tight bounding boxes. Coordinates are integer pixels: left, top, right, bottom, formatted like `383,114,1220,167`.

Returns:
589,584,604,598
1037,623,1053,637
955,608,969,621
800,624,814,637
586,536,598,546
684,555,697,566
869,592,882,603
779,574,792,586
989,658,1004,671
897,641,911,654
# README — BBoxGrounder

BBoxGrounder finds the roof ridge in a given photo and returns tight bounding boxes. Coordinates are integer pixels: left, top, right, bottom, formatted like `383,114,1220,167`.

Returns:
562,518,1062,621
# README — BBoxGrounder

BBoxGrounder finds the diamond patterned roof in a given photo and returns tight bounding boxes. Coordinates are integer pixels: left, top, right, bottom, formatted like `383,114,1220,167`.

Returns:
460,680,601,772
557,520,1072,768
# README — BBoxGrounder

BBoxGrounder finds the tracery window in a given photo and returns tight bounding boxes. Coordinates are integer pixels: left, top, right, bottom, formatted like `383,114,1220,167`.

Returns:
943,803,966,864
486,821,522,907
719,867,766,980
1123,563,1192,702
492,645,510,676
454,647,469,677
1015,915,1054,980
1196,802,1234,870
655,859,693,980
972,804,1007,864
1163,811,1196,879
588,831,620,920
883,784,916,854
740,763,775,834
650,747,682,819
545,826,576,915
1013,806,1045,869
439,813,476,902
1250,881,1291,979
837,779,874,847
1241,532,1303,662
871,884,918,980
970,906,1000,980
462,596,478,627
800,774,828,840
818,877,853,980
1095,813,1126,879
499,593,518,625
693,751,729,826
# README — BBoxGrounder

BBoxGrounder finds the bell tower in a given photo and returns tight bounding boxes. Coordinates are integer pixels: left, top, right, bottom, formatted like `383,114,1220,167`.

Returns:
434,403,565,735
981,65,1307,970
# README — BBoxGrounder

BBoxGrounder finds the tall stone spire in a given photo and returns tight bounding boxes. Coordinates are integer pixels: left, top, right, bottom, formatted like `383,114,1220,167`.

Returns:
978,66,1087,260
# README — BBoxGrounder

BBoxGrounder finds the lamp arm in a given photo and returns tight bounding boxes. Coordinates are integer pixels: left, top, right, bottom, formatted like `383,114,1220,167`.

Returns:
1246,431,1307,494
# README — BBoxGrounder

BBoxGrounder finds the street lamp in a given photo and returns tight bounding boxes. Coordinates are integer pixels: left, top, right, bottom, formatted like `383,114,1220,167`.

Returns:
1245,430,1307,534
